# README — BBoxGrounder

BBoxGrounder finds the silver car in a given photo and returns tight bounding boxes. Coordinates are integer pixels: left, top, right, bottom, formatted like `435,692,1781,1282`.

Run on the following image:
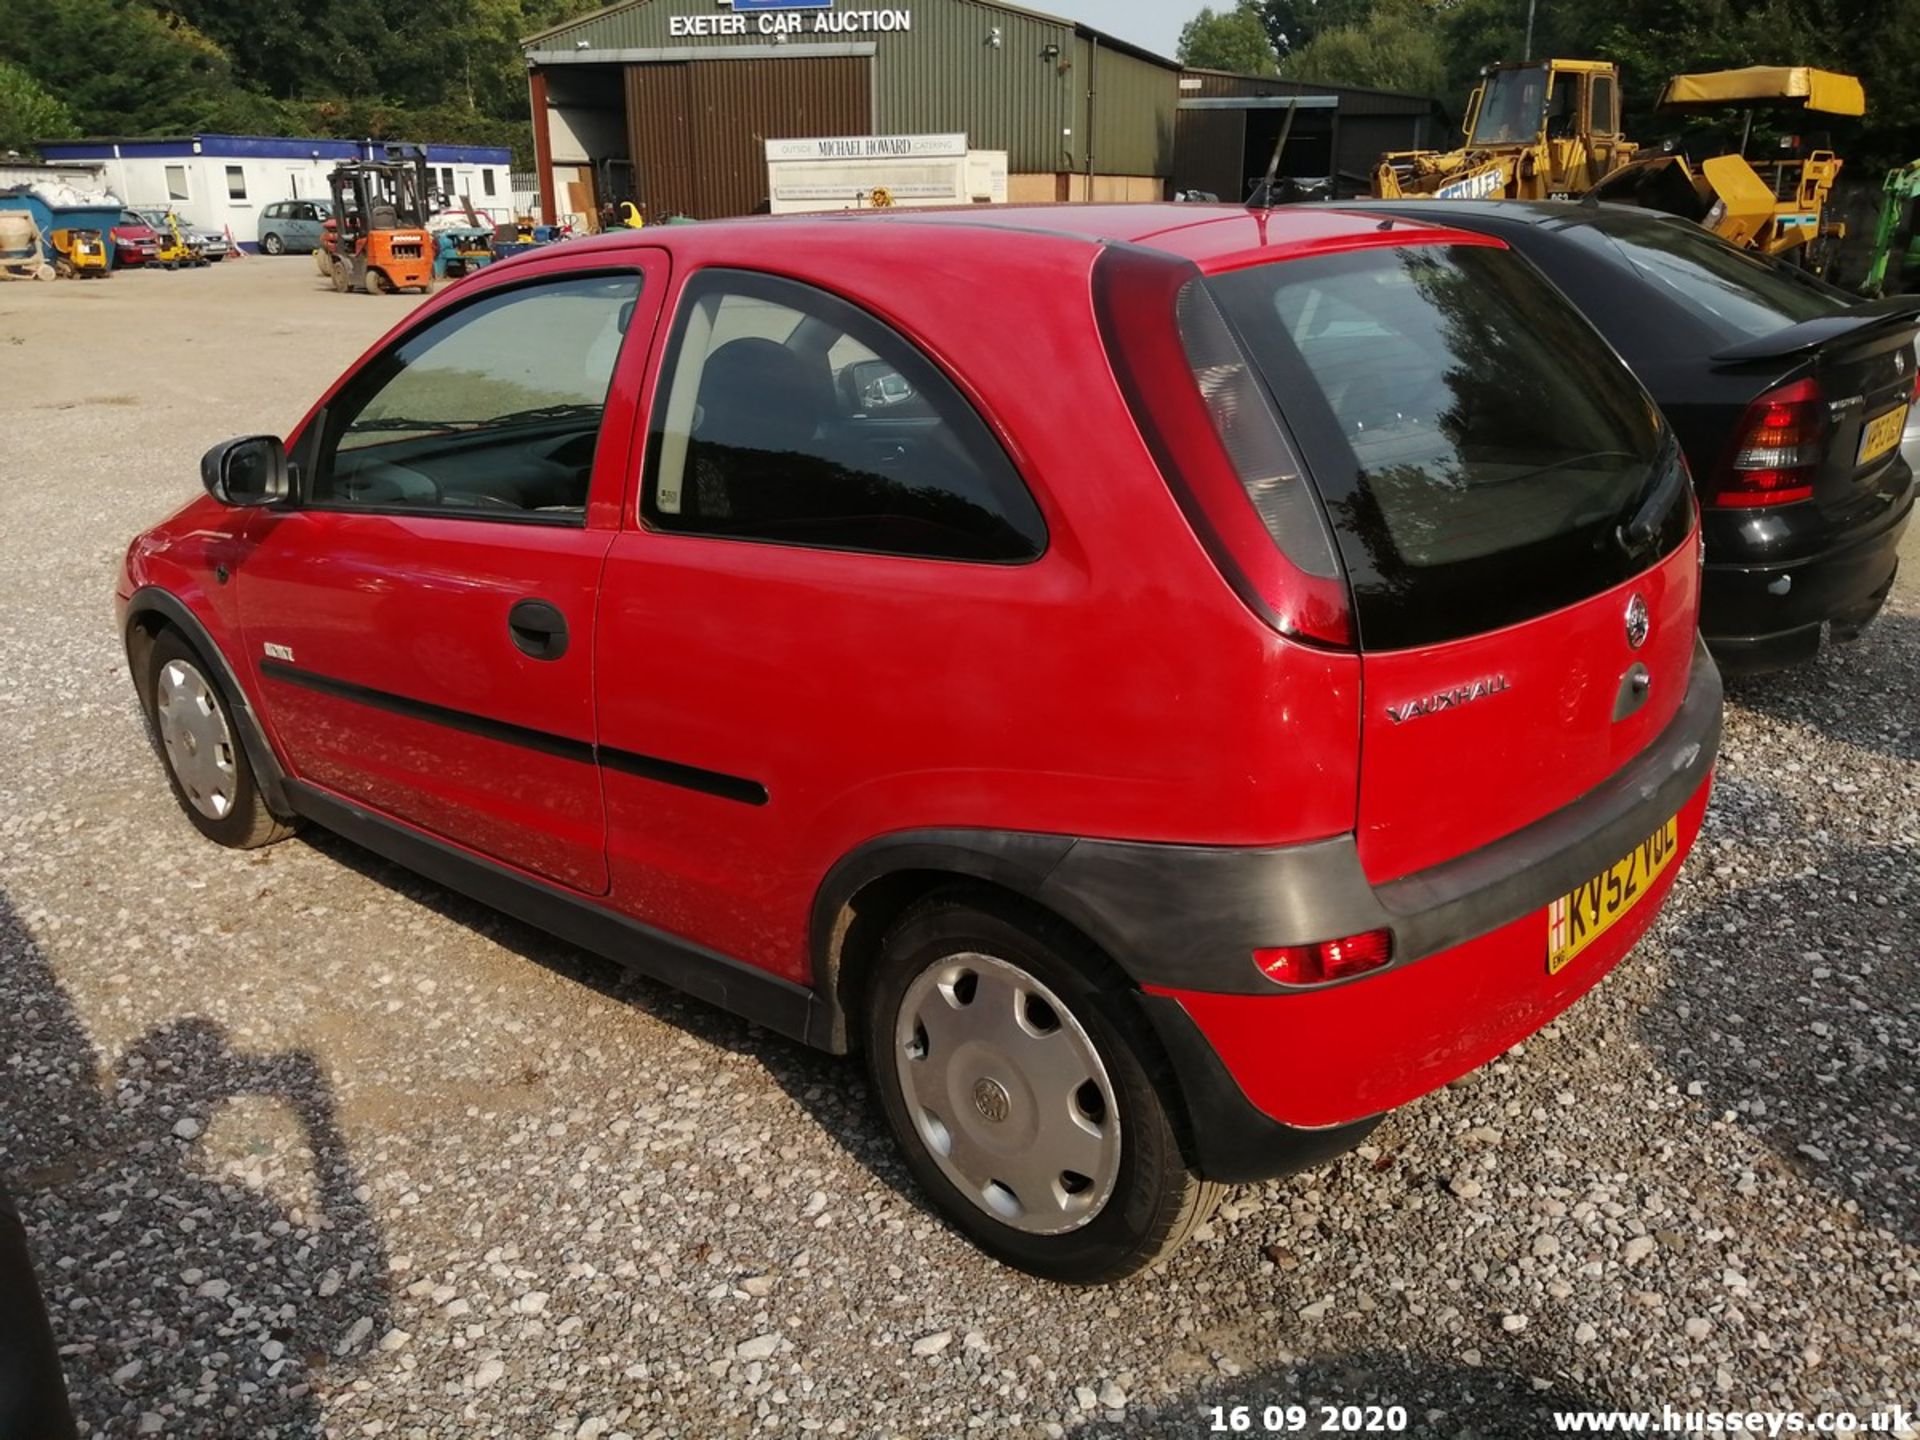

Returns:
257,200,332,255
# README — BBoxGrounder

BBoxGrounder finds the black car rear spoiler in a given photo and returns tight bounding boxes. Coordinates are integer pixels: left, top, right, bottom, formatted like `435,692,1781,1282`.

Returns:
1712,294,1920,366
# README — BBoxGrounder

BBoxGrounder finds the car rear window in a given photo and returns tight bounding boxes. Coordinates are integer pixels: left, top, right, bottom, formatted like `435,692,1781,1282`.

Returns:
1598,217,1850,342
1205,242,1683,650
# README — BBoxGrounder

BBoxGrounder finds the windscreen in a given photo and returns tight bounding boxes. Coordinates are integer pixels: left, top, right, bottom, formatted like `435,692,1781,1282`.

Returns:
1204,242,1683,650
1598,217,1852,342
1470,66,1550,145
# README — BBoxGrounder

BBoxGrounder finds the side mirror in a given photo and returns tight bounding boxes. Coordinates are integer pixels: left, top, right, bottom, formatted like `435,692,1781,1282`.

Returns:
201,435,290,507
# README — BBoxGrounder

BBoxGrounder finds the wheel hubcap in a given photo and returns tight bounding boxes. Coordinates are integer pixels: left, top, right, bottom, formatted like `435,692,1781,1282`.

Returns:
155,659,237,820
895,954,1120,1235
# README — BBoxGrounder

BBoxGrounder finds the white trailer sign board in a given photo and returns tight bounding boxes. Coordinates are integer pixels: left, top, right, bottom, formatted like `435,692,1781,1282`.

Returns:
765,134,1007,214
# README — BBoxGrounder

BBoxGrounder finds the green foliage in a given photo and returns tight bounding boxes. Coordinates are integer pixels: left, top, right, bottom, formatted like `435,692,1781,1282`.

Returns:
0,60,77,153
0,0,554,170
1179,4,1281,76
1284,0,1448,97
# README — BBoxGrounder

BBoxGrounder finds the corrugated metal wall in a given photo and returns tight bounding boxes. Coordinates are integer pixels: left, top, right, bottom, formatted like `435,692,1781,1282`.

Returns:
629,56,870,217
1172,107,1246,200
1081,39,1177,179
872,0,1074,175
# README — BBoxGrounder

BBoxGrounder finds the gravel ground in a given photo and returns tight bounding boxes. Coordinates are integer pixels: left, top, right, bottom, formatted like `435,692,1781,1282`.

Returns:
1,260,1916,1440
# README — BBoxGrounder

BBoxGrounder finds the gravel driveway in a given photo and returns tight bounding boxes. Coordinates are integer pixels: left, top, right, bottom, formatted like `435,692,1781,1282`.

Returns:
1,261,1915,1440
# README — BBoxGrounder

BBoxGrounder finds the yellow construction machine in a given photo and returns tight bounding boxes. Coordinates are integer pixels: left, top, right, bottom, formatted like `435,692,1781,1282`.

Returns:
1586,66,1863,271
1373,59,1638,200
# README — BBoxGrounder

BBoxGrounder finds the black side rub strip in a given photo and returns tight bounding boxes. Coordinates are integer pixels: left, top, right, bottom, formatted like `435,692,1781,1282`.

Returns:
258,659,768,806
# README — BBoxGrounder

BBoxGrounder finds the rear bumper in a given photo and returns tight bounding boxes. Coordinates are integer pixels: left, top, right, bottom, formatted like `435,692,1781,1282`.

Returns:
1039,642,1722,1179
1700,490,1912,667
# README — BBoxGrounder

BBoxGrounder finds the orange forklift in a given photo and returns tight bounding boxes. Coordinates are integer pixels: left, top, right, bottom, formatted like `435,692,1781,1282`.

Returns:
321,144,434,295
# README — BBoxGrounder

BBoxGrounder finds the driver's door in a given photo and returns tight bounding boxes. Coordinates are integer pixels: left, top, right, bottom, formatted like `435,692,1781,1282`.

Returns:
236,255,665,894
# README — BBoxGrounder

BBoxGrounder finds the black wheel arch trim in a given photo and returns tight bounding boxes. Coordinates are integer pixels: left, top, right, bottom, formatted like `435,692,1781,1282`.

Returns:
1135,991,1382,1183
809,639,1721,1003
123,586,296,820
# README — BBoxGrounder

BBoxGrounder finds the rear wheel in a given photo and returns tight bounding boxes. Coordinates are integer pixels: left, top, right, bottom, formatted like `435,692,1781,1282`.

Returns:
262,232,285,255
364,267,388,296
144,629,295,850
864,890,1224,1284
330,257,352,293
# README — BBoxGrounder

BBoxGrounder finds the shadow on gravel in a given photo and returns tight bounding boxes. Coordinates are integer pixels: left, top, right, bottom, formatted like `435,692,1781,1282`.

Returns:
296,828,920,1208
0,891,391,1438
1723,610,1918,764
1078,1353,1613,1439
1641,843,1918,1247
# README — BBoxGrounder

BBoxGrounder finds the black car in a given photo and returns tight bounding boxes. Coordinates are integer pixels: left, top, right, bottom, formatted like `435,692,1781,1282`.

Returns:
1349,200,1918,672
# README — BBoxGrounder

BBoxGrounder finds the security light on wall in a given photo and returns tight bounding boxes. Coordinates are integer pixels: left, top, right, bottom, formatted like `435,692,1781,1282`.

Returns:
1040,43,1060,61
988,26,1002,47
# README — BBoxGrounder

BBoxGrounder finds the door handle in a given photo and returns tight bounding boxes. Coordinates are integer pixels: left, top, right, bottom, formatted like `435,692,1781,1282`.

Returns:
508,599,569,661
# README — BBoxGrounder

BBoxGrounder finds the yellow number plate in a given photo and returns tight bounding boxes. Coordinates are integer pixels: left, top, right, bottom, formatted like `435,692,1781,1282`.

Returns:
1546,816,1680,975
1858,405,1908,467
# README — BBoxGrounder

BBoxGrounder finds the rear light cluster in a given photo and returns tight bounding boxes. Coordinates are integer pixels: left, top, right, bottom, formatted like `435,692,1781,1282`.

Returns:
1253,929,1393,986
1714,377,1823,507
1093,246,1352,647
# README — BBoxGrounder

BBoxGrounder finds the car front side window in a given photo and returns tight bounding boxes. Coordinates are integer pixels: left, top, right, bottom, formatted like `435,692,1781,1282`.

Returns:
643,269,1045,563
310,273,642,523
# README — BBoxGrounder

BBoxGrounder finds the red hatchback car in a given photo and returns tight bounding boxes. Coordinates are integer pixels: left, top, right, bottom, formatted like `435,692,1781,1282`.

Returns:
119,206,1720,1282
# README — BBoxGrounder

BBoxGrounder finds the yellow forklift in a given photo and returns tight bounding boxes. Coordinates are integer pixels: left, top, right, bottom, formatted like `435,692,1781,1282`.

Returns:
1587,66,1863,272
1373,59,1638,200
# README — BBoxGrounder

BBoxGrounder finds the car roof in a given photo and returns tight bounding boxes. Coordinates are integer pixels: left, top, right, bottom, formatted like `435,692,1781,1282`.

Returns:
503,202,1477,273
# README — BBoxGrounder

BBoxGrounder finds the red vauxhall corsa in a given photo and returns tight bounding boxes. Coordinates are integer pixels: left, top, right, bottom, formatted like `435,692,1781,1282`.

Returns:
117,205,1720,1283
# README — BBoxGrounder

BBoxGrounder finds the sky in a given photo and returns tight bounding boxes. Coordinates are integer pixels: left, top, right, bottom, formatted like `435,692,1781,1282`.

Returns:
1034,0,1206,58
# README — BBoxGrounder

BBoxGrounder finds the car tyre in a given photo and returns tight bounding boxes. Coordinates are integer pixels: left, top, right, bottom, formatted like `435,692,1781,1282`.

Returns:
144,628,295,850
864,888,1224,1284
262,232,285,255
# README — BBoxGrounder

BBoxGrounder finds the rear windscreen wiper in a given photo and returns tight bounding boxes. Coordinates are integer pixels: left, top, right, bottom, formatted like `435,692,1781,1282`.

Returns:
1616,445,1688,559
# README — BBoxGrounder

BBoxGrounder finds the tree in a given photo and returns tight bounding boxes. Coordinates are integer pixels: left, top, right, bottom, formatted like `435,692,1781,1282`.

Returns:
0,60,76,153
1179,4,1281,76
1256,0,1379,55
1284,1,1449,98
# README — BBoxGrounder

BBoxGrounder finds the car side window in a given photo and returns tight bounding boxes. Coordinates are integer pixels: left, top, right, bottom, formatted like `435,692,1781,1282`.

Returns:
310,273,642,523
642,269,1045,563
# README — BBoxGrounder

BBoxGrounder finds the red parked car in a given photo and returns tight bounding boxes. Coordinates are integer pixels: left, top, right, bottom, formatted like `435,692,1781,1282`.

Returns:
117,206,1720,1282
110,210,159,267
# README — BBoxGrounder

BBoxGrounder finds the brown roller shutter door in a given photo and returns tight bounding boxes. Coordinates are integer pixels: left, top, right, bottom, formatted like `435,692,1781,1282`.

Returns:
627,55,871,219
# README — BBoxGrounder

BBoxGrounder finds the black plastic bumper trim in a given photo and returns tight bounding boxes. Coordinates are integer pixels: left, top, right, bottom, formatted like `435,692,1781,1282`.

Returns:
1136,992,1381,1183
825,642,1722,1000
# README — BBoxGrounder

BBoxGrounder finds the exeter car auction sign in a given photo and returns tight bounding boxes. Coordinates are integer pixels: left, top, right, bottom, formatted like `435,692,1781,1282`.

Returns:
671,0,913,36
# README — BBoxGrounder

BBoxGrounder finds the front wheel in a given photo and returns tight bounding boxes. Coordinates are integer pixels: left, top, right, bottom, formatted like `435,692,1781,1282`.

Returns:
865,891,1224,1284
262,232,285,255
144,629,295,850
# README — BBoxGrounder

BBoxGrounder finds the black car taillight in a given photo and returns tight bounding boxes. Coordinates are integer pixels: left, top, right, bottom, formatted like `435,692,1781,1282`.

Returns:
1093,245,1352,648
1714,377,1823,507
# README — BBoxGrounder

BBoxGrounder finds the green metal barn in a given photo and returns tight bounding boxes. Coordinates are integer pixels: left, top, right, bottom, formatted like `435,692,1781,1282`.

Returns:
522,0,1180,222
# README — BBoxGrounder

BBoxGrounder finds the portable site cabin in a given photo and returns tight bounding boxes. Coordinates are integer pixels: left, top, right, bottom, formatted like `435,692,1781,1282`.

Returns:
32,135,515,250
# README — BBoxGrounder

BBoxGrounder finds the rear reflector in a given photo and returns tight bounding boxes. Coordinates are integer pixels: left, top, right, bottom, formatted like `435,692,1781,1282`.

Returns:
1714,376,1822,507
1093,245,1353,647
1253,929,1393,986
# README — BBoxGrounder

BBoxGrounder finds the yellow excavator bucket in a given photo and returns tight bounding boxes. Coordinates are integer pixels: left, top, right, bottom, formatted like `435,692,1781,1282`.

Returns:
1700,154,1782,246
1658,66,1865,116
